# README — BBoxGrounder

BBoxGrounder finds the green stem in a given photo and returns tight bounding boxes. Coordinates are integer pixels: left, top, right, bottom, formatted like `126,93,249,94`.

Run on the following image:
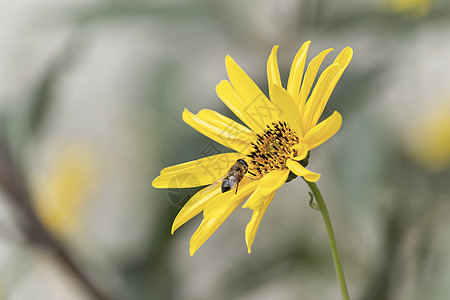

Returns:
304,180,350,300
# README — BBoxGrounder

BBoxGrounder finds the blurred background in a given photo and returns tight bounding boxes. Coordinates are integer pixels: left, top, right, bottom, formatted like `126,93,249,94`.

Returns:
0,0,449,299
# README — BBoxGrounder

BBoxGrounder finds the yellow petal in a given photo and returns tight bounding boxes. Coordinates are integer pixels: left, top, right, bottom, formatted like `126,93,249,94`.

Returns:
291,141,308,160
153,152,244,188
216,80,266,133
197,109,254,135
304,47,353,130
303,111,342,150
225,55,265,107
243,169,289,210
225,56,281,127
189,218,219,255
267,45,282,101
182,109,253,154
189,184,256,255
256,168,289,195
333,47,353,70
302,63,341,131
245,190,276,253
171,184,222,234
287,41,311,99
309,68,345,129
271,85,304,137
286,159,320,182
297,48,334,110
204,178,259,219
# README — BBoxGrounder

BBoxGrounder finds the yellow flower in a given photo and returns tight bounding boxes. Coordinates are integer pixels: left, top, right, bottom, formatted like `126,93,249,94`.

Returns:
152,41,352,255
405,101,450,171
33,146,96,237
388,0,433,18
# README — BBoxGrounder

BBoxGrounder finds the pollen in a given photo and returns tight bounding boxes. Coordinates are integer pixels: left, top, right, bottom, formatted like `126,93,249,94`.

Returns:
247,121,300,176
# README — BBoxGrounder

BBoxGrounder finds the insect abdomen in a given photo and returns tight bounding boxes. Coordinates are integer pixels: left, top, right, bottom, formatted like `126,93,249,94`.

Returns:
221,175,238,193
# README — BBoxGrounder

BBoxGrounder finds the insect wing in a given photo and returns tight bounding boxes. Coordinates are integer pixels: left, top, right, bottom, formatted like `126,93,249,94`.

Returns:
195,175,226,198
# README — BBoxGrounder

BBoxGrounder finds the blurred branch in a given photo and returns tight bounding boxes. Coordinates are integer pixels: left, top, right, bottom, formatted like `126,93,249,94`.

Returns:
0,133,111,300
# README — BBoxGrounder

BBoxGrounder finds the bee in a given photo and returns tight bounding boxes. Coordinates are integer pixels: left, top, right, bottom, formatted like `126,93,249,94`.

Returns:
221,159,248,193
197,159,252,198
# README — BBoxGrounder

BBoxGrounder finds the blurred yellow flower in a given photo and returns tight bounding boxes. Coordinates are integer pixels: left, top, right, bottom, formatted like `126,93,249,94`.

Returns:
153,41,352,255
387,0,433,17
405,102,450,172
33,146,96,237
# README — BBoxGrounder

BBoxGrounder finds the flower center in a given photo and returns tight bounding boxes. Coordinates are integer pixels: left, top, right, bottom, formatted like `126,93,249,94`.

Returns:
247,121,299,176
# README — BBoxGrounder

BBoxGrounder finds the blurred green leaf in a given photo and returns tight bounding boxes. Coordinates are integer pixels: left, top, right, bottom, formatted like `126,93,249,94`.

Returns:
68,2,213,25
221,243,330,299
22,37,79,143
309,1,450,32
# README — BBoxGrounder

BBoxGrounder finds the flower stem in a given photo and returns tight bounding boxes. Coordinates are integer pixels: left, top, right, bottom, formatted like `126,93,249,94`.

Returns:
304,180,350,300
